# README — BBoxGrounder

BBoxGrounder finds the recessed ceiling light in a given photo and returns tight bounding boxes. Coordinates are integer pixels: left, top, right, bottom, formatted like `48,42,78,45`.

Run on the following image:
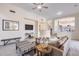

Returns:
56,11,63,16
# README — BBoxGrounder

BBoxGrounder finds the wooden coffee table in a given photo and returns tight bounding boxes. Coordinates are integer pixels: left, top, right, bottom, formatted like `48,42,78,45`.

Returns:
35,44,52,56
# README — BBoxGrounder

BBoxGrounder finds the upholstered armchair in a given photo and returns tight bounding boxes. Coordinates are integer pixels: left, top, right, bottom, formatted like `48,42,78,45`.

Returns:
49,36,68,56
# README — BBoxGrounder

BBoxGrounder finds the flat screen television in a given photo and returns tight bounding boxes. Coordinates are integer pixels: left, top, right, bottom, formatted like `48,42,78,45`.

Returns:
25,24,33,30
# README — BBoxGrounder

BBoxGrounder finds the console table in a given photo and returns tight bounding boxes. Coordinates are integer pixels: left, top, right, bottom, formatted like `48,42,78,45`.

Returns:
1,37,21,46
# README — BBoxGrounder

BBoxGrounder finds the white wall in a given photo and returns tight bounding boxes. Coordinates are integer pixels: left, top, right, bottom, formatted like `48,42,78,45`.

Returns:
0,5,45,45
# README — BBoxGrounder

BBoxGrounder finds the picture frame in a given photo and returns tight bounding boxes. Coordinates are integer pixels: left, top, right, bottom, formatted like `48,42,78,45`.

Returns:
2,19,19,31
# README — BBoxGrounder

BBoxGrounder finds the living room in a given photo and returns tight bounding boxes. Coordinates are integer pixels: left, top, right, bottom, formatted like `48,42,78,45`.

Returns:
0,3,79,56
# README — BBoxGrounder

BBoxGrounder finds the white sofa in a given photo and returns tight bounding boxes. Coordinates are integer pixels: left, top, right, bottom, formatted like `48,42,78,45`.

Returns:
63,39,79,56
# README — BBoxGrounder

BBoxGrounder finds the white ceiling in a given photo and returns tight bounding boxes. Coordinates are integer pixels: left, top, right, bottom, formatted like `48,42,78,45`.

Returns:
2,3,79,20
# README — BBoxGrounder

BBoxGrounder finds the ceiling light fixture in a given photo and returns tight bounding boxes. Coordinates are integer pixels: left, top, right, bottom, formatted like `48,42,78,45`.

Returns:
56,11,63,16
32,3,48,12
37,5,42,9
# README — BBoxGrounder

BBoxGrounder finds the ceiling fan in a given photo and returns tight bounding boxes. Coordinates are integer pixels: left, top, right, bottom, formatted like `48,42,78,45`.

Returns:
32,3,48,12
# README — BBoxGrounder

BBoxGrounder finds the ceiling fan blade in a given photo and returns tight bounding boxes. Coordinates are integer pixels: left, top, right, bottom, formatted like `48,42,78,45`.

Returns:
40,3,44,5
33,3,44,5
33,3,40,5
43,6,48,9
32,7,37,9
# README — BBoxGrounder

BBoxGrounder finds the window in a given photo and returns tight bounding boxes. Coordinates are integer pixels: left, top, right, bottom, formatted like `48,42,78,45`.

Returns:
54,17,75,32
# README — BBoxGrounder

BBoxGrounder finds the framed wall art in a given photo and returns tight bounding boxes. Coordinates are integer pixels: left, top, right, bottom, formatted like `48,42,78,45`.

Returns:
2,19,19,31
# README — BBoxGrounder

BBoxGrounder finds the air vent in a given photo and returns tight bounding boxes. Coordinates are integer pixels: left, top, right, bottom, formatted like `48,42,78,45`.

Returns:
9,10,16,13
